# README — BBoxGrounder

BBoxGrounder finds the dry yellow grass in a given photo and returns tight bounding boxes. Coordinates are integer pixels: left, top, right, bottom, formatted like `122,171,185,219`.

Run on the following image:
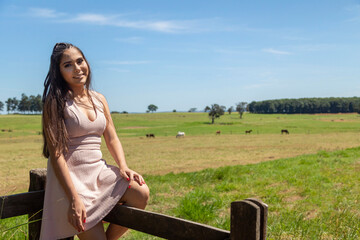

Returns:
1,132,360,195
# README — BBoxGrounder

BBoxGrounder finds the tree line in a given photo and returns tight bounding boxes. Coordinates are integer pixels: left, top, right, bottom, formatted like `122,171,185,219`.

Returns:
1,94,42,114
247,97,360,114
2,96,359,116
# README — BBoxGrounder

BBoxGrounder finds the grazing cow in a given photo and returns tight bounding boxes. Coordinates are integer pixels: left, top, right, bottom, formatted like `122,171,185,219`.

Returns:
176,131,185,138
216,130,221,135
281,129,289,134
146,133,155,138
245,130,252,134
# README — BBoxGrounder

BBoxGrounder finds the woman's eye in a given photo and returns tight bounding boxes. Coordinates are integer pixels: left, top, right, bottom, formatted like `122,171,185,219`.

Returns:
64,63,71,68
77,59,84,64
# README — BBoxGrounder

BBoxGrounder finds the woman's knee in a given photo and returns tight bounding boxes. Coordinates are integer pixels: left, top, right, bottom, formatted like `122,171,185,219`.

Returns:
121,182,149,209
135,183,150,209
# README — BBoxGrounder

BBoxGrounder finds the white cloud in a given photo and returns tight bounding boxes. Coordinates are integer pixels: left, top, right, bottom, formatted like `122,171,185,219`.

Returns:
66,15,189,33
27,8,228,33
29,7,65,18
71,13,111,24
263,48,291,55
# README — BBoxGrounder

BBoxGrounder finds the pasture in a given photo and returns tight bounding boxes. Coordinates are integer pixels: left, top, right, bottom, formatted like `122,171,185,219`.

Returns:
0,112,360,239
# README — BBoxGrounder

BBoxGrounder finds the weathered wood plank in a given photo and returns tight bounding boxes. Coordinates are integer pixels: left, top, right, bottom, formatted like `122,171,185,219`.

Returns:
245,198,268,240
230,200,260,240
0,191,231,240
104,204,230,240
0,190,44,219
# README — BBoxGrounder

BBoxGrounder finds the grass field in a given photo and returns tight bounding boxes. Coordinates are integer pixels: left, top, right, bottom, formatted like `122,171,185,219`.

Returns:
1,112,360,239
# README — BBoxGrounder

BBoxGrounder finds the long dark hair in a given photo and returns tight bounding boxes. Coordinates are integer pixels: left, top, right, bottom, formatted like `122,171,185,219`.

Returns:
42,42,93,158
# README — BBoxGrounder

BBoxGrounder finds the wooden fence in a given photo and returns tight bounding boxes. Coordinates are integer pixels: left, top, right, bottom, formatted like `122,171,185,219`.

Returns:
0,169,268,240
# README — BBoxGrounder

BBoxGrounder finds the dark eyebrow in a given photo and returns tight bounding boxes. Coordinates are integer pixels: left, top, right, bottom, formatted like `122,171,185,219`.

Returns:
62,57,84,66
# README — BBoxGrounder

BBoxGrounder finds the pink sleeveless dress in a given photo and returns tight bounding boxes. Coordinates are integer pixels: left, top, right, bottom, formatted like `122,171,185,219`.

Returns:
40,92,129,239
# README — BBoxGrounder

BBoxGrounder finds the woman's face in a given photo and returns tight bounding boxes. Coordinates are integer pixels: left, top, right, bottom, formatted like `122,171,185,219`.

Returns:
59,47,89,90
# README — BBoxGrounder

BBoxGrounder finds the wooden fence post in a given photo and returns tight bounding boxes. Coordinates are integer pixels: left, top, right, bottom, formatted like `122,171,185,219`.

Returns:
28,169,47,240
230,200,260,240
245,198,268,240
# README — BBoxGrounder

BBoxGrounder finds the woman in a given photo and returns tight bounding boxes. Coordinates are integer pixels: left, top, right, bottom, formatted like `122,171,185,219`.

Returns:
40,42,149,240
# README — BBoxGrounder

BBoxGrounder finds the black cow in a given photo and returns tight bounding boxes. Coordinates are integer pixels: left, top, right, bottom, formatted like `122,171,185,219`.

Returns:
281,129,289,134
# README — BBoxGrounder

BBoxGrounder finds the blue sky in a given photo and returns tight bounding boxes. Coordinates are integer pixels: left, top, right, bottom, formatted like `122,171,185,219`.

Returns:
1,1,360,113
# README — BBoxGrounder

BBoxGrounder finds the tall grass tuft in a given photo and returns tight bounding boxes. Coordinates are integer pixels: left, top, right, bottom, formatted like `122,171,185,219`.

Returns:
175,189,222,223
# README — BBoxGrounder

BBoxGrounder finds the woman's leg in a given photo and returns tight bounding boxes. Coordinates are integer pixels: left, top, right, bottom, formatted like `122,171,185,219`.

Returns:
106,181,150,240
77,221,107,240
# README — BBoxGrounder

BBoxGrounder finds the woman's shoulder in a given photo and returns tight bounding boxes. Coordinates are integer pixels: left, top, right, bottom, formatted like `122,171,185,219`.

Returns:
89,90,108,110
89,90,105,100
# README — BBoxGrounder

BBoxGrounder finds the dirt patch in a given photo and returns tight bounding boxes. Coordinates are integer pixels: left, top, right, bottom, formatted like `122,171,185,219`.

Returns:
304,209,318,220
283,195,304,203
267,182,284,188
318,119,356,122
313,113,358,116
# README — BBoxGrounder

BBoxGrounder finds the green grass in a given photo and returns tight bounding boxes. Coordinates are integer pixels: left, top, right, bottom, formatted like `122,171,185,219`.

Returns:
124,147,360,240
1,112,360,138
2,147,359,239
1,112,360,239
0,216,28,240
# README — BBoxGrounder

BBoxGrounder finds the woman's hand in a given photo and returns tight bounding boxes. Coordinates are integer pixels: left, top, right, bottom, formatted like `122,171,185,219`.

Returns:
119,167,146,187
68,197,87,232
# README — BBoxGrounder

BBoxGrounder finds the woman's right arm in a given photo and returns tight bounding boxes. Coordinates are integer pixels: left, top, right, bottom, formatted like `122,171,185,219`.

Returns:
43,99,86,232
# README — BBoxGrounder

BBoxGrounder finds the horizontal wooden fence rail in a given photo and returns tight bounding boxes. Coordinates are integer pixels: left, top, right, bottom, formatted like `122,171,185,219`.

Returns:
0,169,268,240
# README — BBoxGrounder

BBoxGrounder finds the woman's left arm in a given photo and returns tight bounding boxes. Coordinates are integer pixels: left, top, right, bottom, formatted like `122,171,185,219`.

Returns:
98,93,145,186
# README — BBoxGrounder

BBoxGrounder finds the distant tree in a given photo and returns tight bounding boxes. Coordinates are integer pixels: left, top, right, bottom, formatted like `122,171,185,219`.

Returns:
208,104,226,124
11,97,18,112
5,98,11,114
227,106,234,114
247,97,360,114
147,104,158,113
204,106,210,112
29,94,42,113
111,111,120,114
122,111,128,114
0,101,3,112
173,109,176,112
188,108,197,112
5,97,19,114
236,102,247,119
29,95,36,113
18,93,30,114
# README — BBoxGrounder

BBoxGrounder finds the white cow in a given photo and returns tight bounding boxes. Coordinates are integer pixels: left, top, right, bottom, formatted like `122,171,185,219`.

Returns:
176,131,185,138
